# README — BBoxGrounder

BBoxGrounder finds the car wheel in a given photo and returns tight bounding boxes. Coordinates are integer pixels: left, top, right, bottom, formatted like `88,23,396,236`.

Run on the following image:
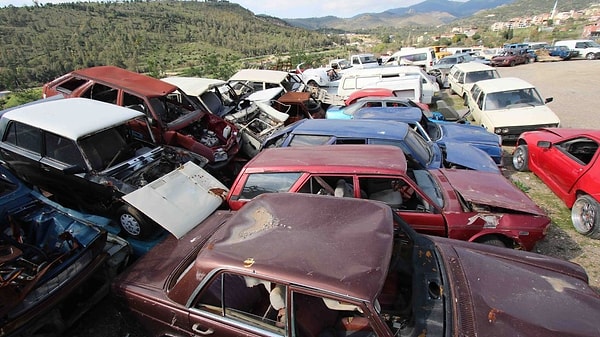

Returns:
512,144,529,172
571,195,600,239
477,237,507,248
586,52,596,60
117,205,158,239
509,60,516,67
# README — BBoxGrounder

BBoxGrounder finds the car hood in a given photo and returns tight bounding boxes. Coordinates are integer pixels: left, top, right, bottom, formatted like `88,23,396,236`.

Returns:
436,239,600,336
122,161,228,239
442,141,500,173
437,169,545,215
484,105,560,128
438,122,499,145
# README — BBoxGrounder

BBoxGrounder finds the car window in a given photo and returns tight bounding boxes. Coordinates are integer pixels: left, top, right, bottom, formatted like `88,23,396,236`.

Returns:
298,175,357,197
465,70,499,83
556,137,599,165
78,127,129,171
81,83,118,104
240,172,302,199
411,169,443,207
291,291,377,337
289,135,334,146
44,132,86,168
192,273,287,335
3,121,41,153
54,77,88,95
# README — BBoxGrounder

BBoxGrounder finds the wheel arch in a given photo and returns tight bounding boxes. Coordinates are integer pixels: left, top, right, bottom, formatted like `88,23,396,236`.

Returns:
470,233,517,249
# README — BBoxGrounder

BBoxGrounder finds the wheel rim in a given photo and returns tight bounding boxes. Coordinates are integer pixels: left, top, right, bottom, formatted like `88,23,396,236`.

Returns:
513,147,525,169
587,53,595,60
572,199,596,234
120,213,141,236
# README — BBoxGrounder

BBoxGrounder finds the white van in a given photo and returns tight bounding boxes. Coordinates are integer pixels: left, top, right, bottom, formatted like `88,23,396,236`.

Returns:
382,47,437,70
553,39,600,60
337,66,438,104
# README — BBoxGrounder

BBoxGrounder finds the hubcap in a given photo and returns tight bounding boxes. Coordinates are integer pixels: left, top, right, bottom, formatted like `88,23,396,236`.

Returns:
120,213,141,236
573,200,596,233
513,148,524,169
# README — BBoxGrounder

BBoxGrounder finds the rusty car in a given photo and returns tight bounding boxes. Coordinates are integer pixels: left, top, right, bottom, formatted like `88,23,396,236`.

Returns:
113,193,600,337
41,66,240,172
226,145,549,250
0,98,227,240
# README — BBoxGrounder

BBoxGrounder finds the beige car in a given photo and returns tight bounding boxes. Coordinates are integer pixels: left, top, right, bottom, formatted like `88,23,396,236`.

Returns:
465,77,560,141
448,62,500,104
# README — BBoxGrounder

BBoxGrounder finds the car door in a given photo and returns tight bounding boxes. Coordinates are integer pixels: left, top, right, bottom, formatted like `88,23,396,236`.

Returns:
0,120,43,185
467,85,483,124
535,137,597,197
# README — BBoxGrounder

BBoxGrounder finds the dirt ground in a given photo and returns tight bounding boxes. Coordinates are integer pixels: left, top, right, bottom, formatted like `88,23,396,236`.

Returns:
64,60,600,337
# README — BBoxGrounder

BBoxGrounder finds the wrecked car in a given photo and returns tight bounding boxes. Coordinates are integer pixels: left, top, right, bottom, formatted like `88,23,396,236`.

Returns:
0,165,130,336
41,66,240,172
513,128,600,239
113,193,598,337
261,118,500,173
271,91,325,123
227,145,549,250
0,98,228,240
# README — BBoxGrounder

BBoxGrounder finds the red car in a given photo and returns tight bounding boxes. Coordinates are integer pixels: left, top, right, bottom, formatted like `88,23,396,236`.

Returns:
113,193,600,337
227,144,550,250
42,66,240,173
491,50,530,67
513,128,600,238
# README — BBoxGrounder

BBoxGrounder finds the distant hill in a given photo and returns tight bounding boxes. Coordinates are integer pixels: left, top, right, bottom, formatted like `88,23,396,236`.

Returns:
284,0,516,30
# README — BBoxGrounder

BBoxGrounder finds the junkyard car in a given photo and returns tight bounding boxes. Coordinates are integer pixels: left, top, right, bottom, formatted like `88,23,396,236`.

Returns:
490,49,530,67
447,62,501,103
261,118,500,173
113,193,599,337
326,96,433,120
546,45,580,60
227,145,547,249
465,77,560,141
41,66,240,171
513,128,600,239
0,98,229,240
227,69,306,98
0,165,130,336
351,106,503,166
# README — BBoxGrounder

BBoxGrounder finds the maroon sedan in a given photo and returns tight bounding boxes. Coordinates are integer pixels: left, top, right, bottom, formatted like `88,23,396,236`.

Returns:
42,66,240,173
513,128,600,239
227,145,549,250
113,193,600,337
491,50,529,67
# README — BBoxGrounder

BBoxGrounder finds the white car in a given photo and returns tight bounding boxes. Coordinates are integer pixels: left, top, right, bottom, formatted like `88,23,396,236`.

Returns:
465,77,560,141
554,39,600,60
448,62,500,103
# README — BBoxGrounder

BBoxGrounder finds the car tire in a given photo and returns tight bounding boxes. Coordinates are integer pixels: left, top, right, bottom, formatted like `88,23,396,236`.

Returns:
512,144,529,172
509,61,516,67
571,195,600,239
586,52,596,60
117,204,158,239
477,237,507,248
307,80,319,88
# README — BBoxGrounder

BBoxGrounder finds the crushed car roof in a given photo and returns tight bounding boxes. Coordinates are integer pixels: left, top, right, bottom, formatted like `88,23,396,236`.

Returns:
71,65,179,98
1,98,145,140
196,193,395,301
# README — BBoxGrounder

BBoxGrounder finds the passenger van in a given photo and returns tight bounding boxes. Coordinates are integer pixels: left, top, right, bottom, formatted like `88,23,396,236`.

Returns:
337,66,438,104
553,39,600,60
382,47,437,70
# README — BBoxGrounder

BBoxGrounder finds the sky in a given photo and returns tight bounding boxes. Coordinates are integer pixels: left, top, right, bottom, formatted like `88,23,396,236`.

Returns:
0,0,432,18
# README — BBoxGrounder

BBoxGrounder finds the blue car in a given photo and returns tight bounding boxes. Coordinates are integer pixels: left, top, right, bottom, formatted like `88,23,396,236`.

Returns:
261,119,500,173
352,106,503,165
0,165,130,336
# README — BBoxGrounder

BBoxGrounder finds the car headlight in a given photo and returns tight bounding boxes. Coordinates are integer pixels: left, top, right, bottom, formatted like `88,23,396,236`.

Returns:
494,127,510,134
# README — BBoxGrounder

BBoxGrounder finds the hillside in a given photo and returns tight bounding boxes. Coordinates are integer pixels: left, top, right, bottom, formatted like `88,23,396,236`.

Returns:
0,1,341,90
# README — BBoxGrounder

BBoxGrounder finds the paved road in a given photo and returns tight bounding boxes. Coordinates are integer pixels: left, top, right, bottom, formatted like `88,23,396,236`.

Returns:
493,59,600,129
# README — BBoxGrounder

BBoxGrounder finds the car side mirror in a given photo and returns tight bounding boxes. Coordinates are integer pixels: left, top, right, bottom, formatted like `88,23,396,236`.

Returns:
537,140,551,149
545,97,553,103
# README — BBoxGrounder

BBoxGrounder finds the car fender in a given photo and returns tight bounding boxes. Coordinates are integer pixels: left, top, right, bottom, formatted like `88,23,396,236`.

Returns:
443,141,500,173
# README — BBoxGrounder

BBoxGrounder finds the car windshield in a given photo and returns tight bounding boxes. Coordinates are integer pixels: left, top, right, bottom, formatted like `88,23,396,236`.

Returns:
437,58,456,65
465,70,500,83
484,88,545,110
582,41,600,48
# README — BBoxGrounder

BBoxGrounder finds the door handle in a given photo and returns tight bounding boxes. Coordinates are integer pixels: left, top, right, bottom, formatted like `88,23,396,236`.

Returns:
191,324,214,335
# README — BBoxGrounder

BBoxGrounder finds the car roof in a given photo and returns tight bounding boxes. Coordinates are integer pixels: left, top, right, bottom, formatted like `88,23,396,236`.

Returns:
228,69,290,83
472,77,534,93
243,144,408,174
195,193,395,301
452,62,495,72
1,98,144,140
160,77,226,96
353,107,423,122
288,119,410,139
70,66,179,98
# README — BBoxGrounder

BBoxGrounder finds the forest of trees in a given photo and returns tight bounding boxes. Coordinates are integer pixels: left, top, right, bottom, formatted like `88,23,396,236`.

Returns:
0,1,345,91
